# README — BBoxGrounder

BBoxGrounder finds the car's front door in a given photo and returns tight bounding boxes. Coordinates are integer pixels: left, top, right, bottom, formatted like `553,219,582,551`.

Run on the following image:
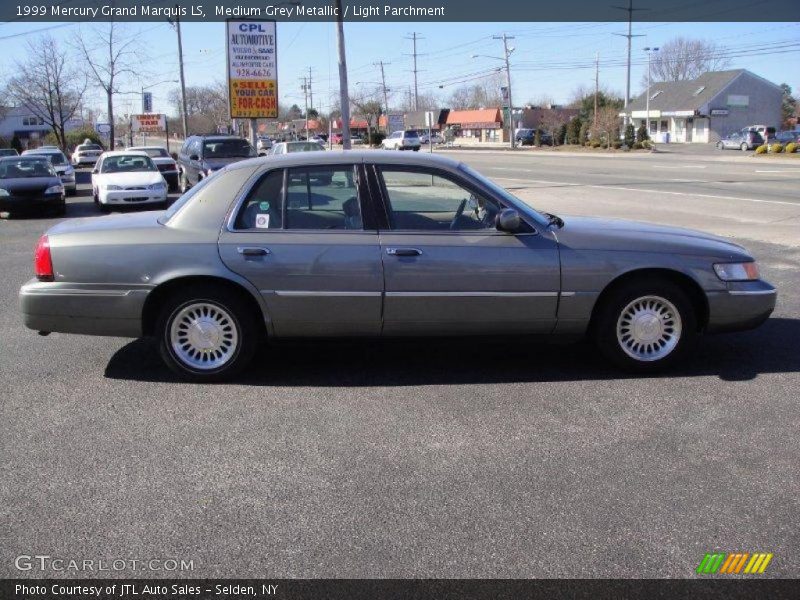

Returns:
218,164,384,337
371,165,561,335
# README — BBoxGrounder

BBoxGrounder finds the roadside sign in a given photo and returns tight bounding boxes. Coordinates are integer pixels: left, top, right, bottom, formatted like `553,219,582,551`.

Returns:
226,19,278,119
131,114,166,133
95,123,111,134
388,114,404,132
142,92,153,113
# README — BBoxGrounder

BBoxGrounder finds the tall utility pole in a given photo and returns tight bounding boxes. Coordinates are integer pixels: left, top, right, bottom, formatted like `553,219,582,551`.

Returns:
335,0,351,149
405,33,423,111
374,60,390,129
644,46,659,150
300,75,309,139
307,67,313,110
594,52,599,129
612,0,645,126
493,33,516,150
168,5,189,139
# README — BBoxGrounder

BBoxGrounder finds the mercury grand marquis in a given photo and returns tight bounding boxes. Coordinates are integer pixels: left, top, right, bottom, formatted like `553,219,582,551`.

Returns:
20,152,776,381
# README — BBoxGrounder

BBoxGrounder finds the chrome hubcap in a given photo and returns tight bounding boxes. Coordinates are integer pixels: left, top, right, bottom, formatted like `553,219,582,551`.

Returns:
616,295,682,362
170,302,238,370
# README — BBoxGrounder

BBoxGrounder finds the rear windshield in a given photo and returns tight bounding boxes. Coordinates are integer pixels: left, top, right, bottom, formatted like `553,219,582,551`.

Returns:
77,145,102,152
132,148,169,158
286,142,324,153
404,130,419,138
202,138,254,158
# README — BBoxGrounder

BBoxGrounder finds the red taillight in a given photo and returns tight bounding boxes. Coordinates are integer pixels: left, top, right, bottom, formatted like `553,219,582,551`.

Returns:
34,235,54,281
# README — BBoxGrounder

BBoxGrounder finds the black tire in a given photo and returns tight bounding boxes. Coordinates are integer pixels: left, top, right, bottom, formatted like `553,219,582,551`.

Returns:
740,142,749,152
716,141,723,150
180,170,191,194
592,277,698,372
156,284,259,382
55,201,66,217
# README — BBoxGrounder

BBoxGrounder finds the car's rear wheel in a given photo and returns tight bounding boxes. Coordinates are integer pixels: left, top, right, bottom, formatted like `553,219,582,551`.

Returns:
593,278,697,372
157,285,258,382
716,141,723,150
740,142,749,152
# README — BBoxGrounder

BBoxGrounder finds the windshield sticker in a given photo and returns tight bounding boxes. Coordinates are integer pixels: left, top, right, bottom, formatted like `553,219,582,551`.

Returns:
255,214,270,229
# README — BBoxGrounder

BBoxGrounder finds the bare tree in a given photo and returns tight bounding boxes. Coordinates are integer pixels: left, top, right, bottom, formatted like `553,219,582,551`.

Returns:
169,82,229,134
646,37,731,84
591,106,621,148
539,110,569,146
350,91,383,145
74,23,141,149
446,73,503,110
5,36,86,151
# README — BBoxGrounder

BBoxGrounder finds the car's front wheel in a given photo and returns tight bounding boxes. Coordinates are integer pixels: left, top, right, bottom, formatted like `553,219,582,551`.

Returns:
593,278,697,372
740,142,749,152
180,170,191,194
716,141,724,150
157,285,259,382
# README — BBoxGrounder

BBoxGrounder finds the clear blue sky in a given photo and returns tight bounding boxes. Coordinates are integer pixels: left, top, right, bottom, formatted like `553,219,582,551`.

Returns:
1,20,798,119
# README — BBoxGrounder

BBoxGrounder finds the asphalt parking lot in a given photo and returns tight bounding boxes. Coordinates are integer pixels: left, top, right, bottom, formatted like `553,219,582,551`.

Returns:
1,154,799,578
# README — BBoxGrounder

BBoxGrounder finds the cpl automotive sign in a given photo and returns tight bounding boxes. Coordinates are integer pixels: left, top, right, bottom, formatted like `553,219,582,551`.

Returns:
226,19,278,119
131,114,167,133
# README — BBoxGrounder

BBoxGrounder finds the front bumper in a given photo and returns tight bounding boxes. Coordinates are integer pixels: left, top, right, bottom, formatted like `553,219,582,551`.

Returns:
0,192,64,212
20,279,150,337
98,188,168,205
706,280,777,333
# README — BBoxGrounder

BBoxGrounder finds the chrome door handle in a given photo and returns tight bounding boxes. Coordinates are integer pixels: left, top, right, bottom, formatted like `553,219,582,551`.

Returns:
386,247,422,257
237,247,270,256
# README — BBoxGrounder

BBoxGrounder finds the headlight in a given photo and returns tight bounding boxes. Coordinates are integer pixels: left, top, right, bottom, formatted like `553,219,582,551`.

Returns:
104,184,122,190
713,262,760,281
148,182,165,190
0,188,9,197
45,185,64,194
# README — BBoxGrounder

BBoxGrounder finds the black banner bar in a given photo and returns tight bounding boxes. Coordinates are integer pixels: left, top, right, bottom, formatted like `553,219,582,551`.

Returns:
2,0,797,23
3,579,800,600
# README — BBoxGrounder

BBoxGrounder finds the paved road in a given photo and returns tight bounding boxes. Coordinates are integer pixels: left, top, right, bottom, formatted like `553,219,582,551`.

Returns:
1,155,798,578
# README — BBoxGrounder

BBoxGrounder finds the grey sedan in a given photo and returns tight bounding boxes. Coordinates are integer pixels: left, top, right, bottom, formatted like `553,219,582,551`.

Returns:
19,152,776,381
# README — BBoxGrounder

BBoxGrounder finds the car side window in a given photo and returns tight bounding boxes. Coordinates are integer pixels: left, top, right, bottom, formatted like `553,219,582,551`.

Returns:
379,167,502,232
234,169,284,230
285,166,362,230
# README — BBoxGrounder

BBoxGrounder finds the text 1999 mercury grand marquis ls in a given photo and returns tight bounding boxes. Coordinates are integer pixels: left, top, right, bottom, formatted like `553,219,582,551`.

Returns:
20,152,776,381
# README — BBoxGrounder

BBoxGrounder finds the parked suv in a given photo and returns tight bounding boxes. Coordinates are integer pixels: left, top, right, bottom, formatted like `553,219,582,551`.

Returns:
177,135,256,193
381,130,421,151
716,130,764,151
516,128,553,146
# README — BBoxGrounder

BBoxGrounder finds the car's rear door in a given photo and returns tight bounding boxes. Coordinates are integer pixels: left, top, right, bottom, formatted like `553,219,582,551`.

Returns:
369,163,560,335
218,163,384,337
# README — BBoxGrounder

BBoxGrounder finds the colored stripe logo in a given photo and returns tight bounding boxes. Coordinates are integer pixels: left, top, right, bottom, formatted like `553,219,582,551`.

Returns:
697,552,773,574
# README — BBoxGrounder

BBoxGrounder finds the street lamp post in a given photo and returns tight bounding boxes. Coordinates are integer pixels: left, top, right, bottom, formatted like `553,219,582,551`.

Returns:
644,46,659,151
474,34,516,150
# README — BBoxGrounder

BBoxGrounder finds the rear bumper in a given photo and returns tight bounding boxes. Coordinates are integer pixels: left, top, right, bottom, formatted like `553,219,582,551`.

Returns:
19,279,150,338
706,280,777,333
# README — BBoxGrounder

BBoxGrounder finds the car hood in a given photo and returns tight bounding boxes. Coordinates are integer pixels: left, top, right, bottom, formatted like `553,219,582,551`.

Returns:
94,172,164,186
553,216,752,261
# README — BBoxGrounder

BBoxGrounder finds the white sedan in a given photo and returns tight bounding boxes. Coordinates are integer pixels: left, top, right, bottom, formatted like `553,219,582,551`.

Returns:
91,151,168,212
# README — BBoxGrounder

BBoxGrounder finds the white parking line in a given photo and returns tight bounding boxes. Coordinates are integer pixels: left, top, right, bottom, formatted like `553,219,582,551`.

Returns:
653,165,707,169
492,177,800,207
755,170,798,174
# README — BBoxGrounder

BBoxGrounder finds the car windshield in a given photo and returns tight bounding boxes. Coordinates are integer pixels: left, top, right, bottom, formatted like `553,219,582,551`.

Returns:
0,159,56,179
203,139,254,158
131,147,169,158
458,163,549,227
0,149,18,157
101,155,157,173
285,142,324,152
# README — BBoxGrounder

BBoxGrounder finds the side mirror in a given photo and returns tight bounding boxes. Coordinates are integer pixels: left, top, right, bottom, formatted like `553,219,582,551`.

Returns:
189,154,199,161
496,208,521,232
91,169,99,175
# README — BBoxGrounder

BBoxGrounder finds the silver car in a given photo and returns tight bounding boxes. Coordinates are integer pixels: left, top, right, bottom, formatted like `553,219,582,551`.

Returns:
20,152,776,381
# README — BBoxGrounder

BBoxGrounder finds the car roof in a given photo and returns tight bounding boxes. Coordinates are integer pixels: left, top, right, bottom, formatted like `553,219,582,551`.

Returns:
192,135,247,141
0,155,48,162
128,146,167,151
99,150,150,157
228,149,462,171
23,148,64,154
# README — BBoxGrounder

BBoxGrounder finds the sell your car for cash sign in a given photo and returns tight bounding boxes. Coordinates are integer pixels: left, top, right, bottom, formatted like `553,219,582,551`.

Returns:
227,19,278,119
